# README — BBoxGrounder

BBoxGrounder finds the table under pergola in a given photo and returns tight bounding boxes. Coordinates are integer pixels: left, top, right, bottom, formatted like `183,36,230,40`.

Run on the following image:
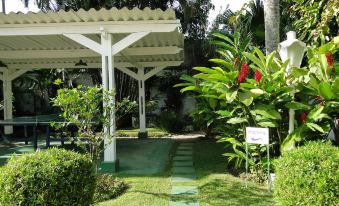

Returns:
0,7,184,172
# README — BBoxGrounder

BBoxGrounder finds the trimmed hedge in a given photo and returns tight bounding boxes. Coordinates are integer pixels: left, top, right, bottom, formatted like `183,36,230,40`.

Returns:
94,174,128,203
0,148,96,206
274,141,339,205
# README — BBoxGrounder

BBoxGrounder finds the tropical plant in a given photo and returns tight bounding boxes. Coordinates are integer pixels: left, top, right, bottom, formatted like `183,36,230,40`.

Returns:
51,85,135,171
281,38,339,151
176,32,293,181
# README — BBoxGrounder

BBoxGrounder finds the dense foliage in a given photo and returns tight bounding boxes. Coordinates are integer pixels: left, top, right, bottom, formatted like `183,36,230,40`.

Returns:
51,85,135,170
274,141,339,205
177,31,338,181
0,148,96,206
282,0,339,44
94,174,128,203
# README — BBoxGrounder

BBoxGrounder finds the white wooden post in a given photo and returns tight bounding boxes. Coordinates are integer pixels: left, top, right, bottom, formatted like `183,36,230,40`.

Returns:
101,30,117,172
137,68,147,137
3,70,13,134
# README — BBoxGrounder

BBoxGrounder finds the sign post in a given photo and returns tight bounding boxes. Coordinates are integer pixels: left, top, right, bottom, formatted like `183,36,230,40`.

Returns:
245,127,270,191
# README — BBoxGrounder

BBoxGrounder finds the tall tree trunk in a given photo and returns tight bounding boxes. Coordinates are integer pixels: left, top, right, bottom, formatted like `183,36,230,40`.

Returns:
2,0,5,14
264,0,280,54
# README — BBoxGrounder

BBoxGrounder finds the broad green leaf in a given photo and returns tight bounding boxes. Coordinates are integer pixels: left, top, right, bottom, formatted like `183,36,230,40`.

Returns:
308,75,319,90
254,47,266,65
211,40,237,54
253,108,282,120
174,83,192,87
285,101,311,110
319,81,334,100
193,73,211,80
209,74,229,81
180,86,198,93
227,117,248,124
180,74,196,83
193,67,218,74
266,51,276,70
250,89,264,95
291,67,309,77
320,54,328,77
258,121,277,127
226,90,237,102
243,52,265,71
306,123,325,133
215,110,232,118
333,77,339,93
307,105,324,121
209,98,217,110
281,126,304,153
200,94,219,99
212,33,235,46
209,59,234,70
238,91,253,106
240,83,256,89
212,67,226,74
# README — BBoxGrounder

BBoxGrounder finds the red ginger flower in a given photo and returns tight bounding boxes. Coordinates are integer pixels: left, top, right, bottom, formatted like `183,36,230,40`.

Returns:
237,63,249,84
255,69,262,83
326,51,333,67
300,111,307,123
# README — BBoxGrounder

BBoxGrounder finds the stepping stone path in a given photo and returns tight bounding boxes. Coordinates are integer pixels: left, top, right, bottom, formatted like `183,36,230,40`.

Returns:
169,142,199,206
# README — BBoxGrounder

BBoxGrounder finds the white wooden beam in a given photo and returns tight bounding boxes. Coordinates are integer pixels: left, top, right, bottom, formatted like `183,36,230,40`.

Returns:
112,32,150,55
120,52,144,69
2,70,13,134
0,46,182,59
9,69,31,80
116,66,138,80
144,66,166,80
0,23,179,36
138,68,146,134
63,33,102,54
5,61,183,70
101,32,117,163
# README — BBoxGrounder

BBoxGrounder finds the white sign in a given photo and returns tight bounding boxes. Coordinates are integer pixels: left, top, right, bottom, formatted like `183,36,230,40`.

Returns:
246,127,269,145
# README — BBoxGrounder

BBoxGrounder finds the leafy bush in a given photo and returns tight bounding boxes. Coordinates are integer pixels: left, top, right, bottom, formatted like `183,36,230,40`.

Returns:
94,174,128,203
0,148,96,206
274,141,339,206
158,109,184,133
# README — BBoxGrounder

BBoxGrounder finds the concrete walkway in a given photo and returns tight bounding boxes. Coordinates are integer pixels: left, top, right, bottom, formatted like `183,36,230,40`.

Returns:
169,141,199,206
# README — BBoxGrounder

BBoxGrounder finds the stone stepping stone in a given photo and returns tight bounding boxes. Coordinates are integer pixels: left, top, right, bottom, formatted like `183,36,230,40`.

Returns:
173,156,193,161
173,161,193,167
172,166,195,174
171,186,198,195
169,200,199,206
177,147,193,151
176,150,193,156
171,174,197,183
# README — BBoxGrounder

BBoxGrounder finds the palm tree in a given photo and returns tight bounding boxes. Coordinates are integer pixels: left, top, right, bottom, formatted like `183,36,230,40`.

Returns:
264,0,280,54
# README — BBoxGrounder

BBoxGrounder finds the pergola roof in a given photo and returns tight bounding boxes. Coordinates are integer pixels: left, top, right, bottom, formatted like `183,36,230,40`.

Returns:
0,7,184,70
0,7,177,24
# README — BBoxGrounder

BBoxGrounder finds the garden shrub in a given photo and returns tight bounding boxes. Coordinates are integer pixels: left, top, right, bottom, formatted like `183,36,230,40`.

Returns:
158,109,184,133
93,174,128,203
274,141,339,206
0,148,96,206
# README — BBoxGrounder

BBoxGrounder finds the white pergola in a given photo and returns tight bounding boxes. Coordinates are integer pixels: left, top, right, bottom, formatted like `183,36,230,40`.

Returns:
0,7,184,172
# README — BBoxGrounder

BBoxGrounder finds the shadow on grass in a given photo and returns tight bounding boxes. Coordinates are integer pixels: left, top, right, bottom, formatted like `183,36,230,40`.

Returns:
198,177,274,206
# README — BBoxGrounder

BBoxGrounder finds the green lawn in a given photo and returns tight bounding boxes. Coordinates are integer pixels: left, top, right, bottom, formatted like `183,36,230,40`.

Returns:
116,127,169,137
97,139,274,206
